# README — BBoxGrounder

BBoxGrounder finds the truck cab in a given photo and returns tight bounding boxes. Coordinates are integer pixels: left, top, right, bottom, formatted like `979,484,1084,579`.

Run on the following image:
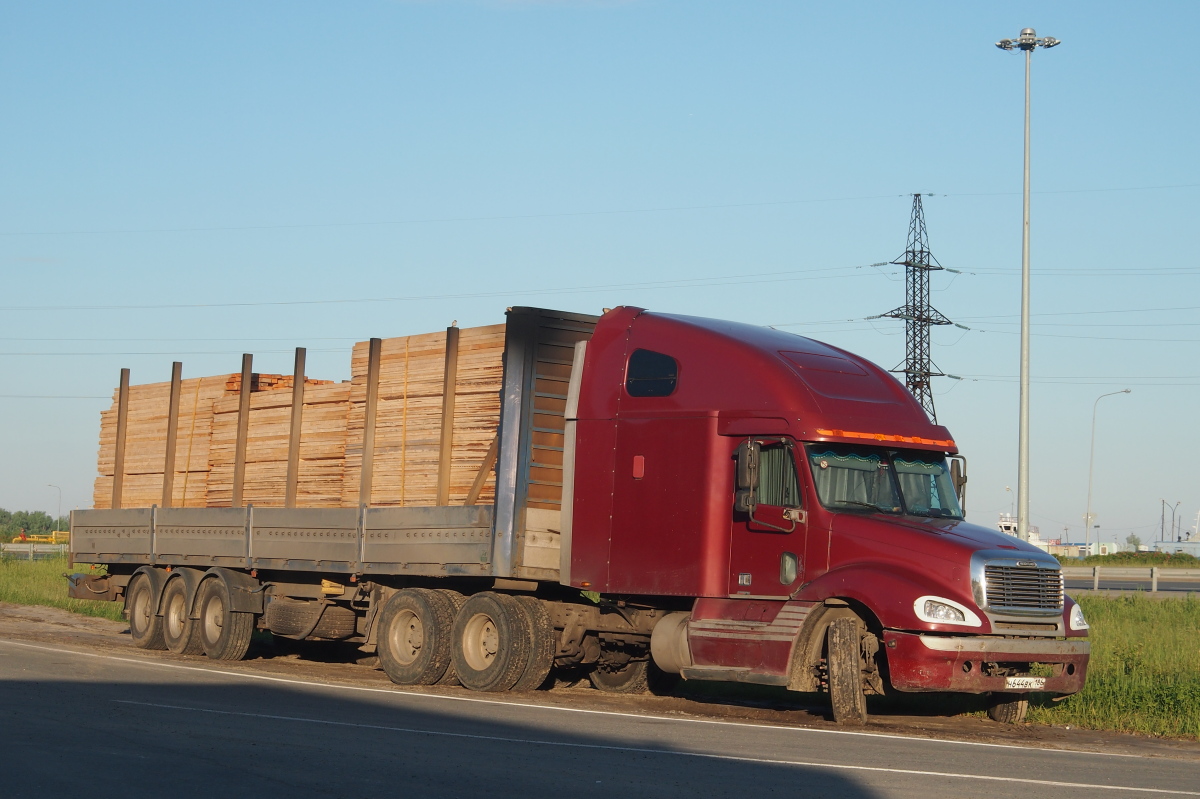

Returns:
564,307,1088,723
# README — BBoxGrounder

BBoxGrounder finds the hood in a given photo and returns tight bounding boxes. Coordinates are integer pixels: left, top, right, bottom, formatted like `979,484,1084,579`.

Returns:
831,511,1047,560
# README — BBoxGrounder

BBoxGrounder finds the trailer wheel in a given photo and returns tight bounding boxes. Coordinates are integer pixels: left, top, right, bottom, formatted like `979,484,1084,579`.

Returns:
452,592,531,692
511,595,554,691
198,579,254,661
827,616,868,725
127,573,166,651
376,589,456,685
589,659,650,694
162,578,203,655
432,590,467,686
986,693,1029,724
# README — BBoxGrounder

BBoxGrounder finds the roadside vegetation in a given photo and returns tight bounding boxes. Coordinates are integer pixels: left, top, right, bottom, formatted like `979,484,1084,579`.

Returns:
1027,594,1200,739
0,508,68,542
1,557,1196,738
1054,551,1199,568
0,555,121,621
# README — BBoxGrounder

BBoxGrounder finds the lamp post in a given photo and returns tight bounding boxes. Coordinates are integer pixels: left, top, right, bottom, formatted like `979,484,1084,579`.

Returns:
1162,500,1180,542
47,484,62,531
996,28,1060,541
1083,389,1129,556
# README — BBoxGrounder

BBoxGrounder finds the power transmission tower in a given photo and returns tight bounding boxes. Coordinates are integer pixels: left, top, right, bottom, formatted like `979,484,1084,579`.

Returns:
877,194,953,421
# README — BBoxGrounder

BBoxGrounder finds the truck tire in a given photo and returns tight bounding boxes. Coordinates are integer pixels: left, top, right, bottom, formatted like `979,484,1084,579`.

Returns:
452,592,531,692
376,589,456,685
827,616,868,725
433,590,467,686
264,597,357,640
198,579,254,662
162,578,203,655
127,573,166,651
511,595,554,691
986,693,1029,723
589,659,649,694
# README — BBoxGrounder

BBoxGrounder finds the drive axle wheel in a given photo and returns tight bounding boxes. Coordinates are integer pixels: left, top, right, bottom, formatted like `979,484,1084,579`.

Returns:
127,573,166,651
986,693,1029,724
452,592,531,692
198,579,254,661
589,659,650,694
827,616,869,725
377,589,456,686
162,578,203,655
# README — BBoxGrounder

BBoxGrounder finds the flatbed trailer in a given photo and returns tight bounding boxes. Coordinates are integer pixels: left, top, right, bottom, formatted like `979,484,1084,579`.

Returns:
70,305,1089,723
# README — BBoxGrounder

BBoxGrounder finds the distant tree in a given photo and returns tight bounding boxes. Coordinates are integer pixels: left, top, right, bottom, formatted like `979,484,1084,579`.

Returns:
1126,533,1142,551
0,508,59,541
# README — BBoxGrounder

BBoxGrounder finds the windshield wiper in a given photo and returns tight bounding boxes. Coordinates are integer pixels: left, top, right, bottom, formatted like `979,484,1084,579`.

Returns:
829,500,899,514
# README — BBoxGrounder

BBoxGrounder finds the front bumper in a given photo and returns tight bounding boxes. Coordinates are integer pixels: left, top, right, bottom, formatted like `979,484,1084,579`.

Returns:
883,630,1090,694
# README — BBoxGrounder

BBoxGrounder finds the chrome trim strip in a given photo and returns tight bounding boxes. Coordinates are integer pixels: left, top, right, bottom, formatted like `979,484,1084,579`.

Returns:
918,636,1089,655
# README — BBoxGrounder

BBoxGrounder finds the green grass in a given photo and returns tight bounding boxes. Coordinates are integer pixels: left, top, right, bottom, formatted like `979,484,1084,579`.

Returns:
1027,594,1200,739
1056,551,1200,568
0,555,124,622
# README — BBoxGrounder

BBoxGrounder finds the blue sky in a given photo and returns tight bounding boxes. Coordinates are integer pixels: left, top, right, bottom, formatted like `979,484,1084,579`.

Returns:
1,1,1197,543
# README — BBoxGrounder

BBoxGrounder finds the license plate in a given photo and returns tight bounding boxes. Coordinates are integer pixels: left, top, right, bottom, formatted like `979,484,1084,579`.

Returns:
1005,676,1046,690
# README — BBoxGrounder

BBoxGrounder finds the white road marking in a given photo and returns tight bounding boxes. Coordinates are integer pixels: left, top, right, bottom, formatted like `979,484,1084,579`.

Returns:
112,698,1200,796
0,638,1173,762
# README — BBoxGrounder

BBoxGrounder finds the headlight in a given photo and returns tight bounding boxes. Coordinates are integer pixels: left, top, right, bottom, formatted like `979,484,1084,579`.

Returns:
1069,603,1089,631
914,595,982,627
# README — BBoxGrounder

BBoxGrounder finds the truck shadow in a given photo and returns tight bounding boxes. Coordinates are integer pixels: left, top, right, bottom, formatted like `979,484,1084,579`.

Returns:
0,674,885,799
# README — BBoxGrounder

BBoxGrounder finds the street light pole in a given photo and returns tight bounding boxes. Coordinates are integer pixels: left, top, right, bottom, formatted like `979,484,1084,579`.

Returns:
1083,389,1129,556
997,28,1060,541
1162,500,1180,543
47,484,62,531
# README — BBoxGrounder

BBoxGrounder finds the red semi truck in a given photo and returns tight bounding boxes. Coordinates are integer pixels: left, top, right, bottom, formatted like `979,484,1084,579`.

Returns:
69,306,1089,724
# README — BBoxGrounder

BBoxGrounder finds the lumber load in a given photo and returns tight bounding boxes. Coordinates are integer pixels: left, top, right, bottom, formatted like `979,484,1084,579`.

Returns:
92,323,506,510
206,382,350,508
342,324,505,507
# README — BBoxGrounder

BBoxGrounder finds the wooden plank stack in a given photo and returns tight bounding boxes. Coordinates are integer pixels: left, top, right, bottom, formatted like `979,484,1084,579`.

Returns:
92,323,506,510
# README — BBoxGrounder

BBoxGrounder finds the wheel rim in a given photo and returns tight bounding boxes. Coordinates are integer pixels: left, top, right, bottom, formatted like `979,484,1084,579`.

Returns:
166,590,186,639
203,591,225,642
130,583,151,634
461,612,499,672
390,609,423,665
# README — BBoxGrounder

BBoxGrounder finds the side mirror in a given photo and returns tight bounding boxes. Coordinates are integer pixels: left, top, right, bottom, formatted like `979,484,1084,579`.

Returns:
734,440,760,513
949,456,968,513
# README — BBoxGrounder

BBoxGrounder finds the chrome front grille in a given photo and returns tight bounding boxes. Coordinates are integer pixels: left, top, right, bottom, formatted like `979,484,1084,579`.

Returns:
983,564,1064,614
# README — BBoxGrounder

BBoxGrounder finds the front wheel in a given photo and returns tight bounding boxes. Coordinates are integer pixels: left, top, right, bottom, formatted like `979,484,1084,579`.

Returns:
589,659,650,694
986,693,1029,723
827,616,868,725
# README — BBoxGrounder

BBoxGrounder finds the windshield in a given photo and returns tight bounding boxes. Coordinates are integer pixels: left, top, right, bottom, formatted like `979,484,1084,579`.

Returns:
805,444,963,519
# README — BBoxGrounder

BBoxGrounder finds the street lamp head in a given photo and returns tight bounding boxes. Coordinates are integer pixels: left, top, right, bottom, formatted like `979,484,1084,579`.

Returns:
997,29,1061,52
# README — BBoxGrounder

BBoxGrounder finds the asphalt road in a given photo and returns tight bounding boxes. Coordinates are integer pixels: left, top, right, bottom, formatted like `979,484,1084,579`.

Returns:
2,638,1197,799
1066,579,1200,594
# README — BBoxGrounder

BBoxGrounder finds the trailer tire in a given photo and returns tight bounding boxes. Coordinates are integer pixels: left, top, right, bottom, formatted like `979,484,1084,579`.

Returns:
162,578,203,655
198,579,254,661
376,589,456,686
127,573,166,651
452,592,531,692
986,693,1029,724
433,590,467,686
589,659,650,694
511,595,554,691
827,616,868,725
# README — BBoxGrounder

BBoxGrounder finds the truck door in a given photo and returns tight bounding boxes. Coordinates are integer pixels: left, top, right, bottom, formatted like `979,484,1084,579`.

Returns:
729,438,807,597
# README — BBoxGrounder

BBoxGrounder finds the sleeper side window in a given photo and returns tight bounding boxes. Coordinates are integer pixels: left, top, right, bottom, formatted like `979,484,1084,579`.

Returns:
626,349,678,397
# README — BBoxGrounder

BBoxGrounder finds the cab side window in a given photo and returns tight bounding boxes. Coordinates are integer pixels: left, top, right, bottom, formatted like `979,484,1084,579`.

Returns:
626,349,678,397
757,443,801,507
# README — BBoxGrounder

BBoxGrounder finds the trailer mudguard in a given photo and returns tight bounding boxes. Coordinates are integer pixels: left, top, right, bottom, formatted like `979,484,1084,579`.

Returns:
201,567,265,614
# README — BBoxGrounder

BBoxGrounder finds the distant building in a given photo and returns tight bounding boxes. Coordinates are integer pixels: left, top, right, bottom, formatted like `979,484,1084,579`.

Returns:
1153,540,1200,558
997,513,1049,553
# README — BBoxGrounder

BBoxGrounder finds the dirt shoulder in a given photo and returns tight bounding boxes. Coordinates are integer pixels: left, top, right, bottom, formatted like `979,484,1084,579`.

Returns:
1,601,1196,761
